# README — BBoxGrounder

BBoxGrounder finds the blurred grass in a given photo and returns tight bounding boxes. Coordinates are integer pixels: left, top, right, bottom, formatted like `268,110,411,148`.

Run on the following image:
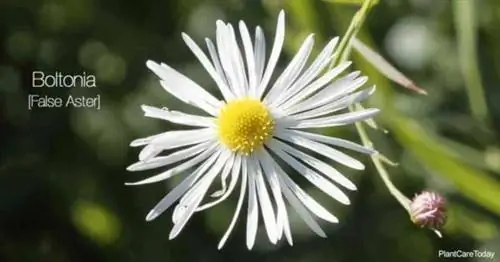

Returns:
391,116,500,216
321,0,379,7
453,0,490,126
1,0,500,261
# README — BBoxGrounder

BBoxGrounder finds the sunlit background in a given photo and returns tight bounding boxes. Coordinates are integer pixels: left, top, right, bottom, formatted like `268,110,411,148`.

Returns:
1,0,500,261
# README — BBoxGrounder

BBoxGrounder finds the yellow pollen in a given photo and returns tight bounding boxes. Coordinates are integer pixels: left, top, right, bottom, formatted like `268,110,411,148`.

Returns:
217,98,275,155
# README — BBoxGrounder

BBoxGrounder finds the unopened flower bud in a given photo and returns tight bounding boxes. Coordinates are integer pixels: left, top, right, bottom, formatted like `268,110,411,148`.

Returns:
410,191,446,229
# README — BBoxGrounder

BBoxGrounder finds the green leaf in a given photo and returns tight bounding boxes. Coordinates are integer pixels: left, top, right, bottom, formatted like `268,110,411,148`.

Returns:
351,38,427,95
446,204,499,240
390,116,500,217
322,0,379,6
453,0,490,124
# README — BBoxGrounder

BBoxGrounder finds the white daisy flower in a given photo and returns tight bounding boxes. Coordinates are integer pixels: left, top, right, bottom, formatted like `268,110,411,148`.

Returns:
127,10,379,249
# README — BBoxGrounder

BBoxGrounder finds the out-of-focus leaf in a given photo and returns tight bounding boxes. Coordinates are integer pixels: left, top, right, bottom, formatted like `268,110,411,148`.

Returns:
352,37,427,95
286,0,321,36
72,200,121,246
453,0,489,124
439,137,500,173
391,116,500,217
485,147,500,174
446,204,499,240
322,0,379,6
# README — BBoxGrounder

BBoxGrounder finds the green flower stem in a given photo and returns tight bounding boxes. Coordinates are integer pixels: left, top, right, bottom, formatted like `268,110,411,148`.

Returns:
333,0,412,212
353,115,411,212
330,0,374,68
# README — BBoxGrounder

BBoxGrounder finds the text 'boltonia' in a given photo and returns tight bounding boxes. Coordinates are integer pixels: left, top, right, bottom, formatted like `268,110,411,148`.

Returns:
126,10,379,249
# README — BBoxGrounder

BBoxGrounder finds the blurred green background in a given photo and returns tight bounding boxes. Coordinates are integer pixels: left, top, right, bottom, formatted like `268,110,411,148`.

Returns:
1,0,500,261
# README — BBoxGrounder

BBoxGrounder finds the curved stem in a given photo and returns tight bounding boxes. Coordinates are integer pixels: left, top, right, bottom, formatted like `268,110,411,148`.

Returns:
332,0,412,213
353,118,411,212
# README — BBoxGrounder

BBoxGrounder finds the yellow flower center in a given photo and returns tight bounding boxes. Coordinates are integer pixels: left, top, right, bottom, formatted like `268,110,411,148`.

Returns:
217,98,275,155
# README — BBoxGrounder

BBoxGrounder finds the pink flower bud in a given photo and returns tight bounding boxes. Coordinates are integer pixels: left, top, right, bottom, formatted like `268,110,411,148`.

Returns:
410,191,446,229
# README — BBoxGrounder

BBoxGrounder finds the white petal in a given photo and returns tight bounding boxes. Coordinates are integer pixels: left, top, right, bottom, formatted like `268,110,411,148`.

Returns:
144,148,222,221
125,143,219,186
268,139,352,204
197,154,241,211
137,144,162,162
138,128,214,160
169,150,232,239
176,149,231,208
270,138,357,191
271,37,339,108
254,26,266,88
182,33,234,102
127,141,211,171
144,173,196,222
205,38,228,85
172,204,187,224
256,10,285,98
279,179,327,238
280,61,351,111
310,74,368,108
282,129,376,155
239,21,257,97
288,108,380,129
288,72,362,114
130,128,212,151
170,192,204,230
148,128,214,146
264,149,339,223
324,85,375,111
205,38,235,100
226,24,249,96
130,132,165,147
159,79,220,116
257,150,293,245
209,154,234,198
290,85,375,120
216,21,244,98
287,72,365,115
218,157,248,249
255,152,282,237
246,159,259,250
251,155,278,244
141,105,216,127
264,34,315,106
146,60,220,115
282,174,339,223
276,132,364,170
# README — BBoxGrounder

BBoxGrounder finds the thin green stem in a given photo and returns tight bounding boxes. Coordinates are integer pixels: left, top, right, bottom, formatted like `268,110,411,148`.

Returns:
330,0,373,68
353,116,411,211
332,0,412,212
